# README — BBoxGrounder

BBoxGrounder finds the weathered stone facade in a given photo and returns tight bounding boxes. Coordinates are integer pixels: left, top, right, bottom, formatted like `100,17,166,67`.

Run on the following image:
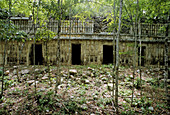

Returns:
0,33,169,67
0,18,169,66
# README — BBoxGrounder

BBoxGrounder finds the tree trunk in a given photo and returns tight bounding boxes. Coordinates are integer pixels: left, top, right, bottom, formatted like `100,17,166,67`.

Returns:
138,19,142,96
33,1,36,95
112,0,116,101
68,7,72,78
1,40,7,98
115,0,123,113
33,0,40,95
164,22,169,105
55,0,62,93
17,42,20,82
47,15,52,87
131,0,138,106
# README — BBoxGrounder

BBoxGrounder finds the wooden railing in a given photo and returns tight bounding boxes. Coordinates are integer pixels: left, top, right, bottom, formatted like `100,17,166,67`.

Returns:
12,18,167,37
140,23,167,37
12,19,94,34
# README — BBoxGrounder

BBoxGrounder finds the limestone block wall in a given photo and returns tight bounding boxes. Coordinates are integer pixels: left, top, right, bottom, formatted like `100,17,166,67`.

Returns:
6,41,28,65
143,42,165,66
0,38,169,67
38,39,170,66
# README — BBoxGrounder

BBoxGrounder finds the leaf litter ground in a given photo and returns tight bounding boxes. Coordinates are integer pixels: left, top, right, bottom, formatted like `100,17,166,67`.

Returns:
0,65,169,114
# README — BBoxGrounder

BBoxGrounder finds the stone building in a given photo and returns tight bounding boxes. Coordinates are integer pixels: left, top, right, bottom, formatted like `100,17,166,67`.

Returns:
0,17,169,67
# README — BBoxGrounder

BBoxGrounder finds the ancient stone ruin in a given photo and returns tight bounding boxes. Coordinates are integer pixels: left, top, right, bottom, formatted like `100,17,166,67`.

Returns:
0,17,169,66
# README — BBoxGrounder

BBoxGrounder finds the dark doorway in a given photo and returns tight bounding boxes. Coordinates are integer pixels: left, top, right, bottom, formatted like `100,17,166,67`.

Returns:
30,44,43,65
138,46,146,66
103,45,113,64
72,44,81,65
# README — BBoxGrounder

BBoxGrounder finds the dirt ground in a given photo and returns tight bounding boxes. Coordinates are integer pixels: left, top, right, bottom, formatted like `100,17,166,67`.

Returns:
0,65,169,114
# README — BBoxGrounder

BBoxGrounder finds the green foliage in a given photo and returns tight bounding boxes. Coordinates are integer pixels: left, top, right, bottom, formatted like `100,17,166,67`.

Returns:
134,77,144,89
35,27,55,41
0,8,27,41
97,97,112,107
0,75,15,90
120,89,132,96
78,97,86,105
0,8,8,19
15,31,27,42
119,51,133,56
121,109,135,115
4,79,15,90
8,88,22,95
36,90,55,112
102,64,113,68
0,70,2,76
145,77,164,88
0,101,8,114
156,103,170,110
63,101,78,113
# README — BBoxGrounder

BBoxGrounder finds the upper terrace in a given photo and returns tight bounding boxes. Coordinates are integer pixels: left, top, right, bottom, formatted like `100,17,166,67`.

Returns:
11,17,169,41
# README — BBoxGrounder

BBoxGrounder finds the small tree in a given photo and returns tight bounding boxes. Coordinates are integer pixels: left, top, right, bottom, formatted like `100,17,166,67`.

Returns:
0,0,12,98
115,0,123,113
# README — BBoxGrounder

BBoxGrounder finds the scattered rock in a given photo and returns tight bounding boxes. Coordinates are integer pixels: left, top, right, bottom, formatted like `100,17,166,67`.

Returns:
32,81,39,86
82,74,88,79
35,69,41,73
42,76,49,80
13,75,17,79
13,66,18,69
86,71,91,76
125,82,133,88
44,74,49,77
129,75,133,78
21,69,30,75
148,106,154,111
80,104,88,110
69,69,77,75
70,96,74,99
147,71,150,74
61,78,64,82
57,84,64,89
27,80,35,85
4,70,10,75
93,94,98,100
13,69,17,75
90,114,95,115
120,82,125,86
107,83,113,91
62,74,68,77
154,68,160,72
38,88,46,92
88,67,92,70
91,73,95,77
69,75,74,79
161,79,170,83
85,79,90,84
102,77,108,81
51,74,56,78
158,75,164,80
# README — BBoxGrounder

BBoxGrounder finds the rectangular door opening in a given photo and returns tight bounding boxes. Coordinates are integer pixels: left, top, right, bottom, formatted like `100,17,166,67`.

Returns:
30,44,43,65
103,45,113,64
72,44,81,65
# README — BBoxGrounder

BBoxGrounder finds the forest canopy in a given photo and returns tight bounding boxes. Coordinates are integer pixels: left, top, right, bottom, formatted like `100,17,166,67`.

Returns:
0,0,169,23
